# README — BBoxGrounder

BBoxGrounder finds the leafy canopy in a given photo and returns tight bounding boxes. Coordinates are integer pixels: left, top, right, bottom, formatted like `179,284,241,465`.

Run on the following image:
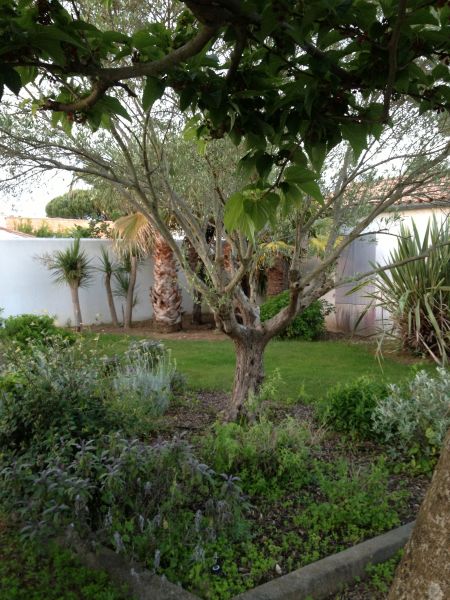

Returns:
1,0,450,231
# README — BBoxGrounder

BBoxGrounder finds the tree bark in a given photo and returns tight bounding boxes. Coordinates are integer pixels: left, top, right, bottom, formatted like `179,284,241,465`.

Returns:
70,283,82,332
124,254,137,330
151,235,182,332
227,333,267,421
192,290,203,325
105,273,119,327
388,428,450,600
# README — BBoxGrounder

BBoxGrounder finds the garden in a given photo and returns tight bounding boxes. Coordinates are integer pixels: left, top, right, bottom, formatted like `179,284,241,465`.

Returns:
1,1,450,598
1,310,448,600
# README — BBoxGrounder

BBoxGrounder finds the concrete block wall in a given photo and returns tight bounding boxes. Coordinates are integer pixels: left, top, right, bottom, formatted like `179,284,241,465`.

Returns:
0,238,195,326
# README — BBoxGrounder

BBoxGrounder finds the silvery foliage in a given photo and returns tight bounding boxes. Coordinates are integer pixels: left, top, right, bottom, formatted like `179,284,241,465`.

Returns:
113,340,176,415
1,433,247,566
372,368,450,454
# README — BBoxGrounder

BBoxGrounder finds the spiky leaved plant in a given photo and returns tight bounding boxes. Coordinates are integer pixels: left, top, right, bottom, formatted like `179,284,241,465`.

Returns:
42,237,93,332
98,246,120,327
368,217,450,364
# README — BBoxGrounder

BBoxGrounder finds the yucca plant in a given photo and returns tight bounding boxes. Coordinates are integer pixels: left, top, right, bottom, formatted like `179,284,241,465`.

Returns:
97,246,120,327
41,237,93,331
367,217,450,364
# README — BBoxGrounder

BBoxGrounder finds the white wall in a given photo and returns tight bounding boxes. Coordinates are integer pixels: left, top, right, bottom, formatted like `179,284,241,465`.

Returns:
0,238,195,325
335,207,450,333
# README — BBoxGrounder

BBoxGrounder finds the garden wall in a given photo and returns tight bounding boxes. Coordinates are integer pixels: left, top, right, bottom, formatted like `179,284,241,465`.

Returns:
0,238,195,326
335,206,450,334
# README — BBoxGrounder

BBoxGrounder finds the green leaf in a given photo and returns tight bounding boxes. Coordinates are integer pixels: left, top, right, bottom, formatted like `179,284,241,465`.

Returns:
306,143,327,172
2,65,22,95
284,165,317,184
255,153,273,179
142,76,165,111
224,192,245,231
98,96,131,121
15,66,37,87
179,86,196,112
341,122,368,160
298,180,324,204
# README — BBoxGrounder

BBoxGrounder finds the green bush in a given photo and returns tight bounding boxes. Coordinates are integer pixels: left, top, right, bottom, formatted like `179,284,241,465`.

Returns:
318,376,389,439
372,368,450,462
202,418,312,497
0,341,120,453
2,314,75,347
0,434,249,598
260,293,333,340
112,340,179,417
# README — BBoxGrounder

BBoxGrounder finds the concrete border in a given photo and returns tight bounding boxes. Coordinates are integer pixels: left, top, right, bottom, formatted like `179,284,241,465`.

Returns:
233,522,414,600
64,535,199,600
67,522,414,600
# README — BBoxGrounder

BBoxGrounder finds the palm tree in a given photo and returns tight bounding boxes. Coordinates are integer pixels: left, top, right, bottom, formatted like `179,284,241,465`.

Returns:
98,246,120,327
112,250,139,330
114,213,182,332
151,232,182,332
42,237,93,331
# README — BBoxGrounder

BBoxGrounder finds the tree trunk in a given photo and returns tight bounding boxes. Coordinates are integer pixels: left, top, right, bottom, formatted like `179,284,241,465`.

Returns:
151,235,182,332
227,333,267,421
70,283,82,332
192,290,203,325
105,273,119,327
186,239,203,325
388,428,450,600
124,254,137,330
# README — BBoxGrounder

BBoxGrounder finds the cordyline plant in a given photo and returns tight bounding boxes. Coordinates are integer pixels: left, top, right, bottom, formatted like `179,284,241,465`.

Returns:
40,237,93,331
362,217,450,365
1,0,450,419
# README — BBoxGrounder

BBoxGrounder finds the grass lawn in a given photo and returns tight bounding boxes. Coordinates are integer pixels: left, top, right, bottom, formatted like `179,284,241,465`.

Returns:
86,333,426,400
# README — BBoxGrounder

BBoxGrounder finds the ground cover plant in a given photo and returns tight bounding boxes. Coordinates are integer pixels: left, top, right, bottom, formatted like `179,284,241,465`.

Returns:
0,328,441,599
0,517,130,600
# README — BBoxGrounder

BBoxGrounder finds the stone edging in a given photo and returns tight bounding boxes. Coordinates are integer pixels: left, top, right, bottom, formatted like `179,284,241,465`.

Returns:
67,521,414,600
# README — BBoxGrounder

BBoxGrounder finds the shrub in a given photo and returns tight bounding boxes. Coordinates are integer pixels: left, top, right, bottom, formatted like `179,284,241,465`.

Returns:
2,314,75,347
260,293,333,340
318,376,389,439
202,418,312,497
372,368,450,460
113,353,174,416
0,434,249,594
0,340,119,453
112,340,182,417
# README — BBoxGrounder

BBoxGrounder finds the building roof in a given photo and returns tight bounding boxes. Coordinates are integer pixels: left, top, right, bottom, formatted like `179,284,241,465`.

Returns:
394,180,449,207
361,178,450,210
0,227,35,239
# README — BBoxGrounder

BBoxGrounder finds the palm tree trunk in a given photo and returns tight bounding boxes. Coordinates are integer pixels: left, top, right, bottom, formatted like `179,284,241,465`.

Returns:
105,273,119,327
70,283,82,332
124,254,137,330
151,235,182,332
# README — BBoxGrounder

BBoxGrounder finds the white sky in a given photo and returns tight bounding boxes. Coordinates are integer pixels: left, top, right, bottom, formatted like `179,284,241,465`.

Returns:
0,172,72,218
